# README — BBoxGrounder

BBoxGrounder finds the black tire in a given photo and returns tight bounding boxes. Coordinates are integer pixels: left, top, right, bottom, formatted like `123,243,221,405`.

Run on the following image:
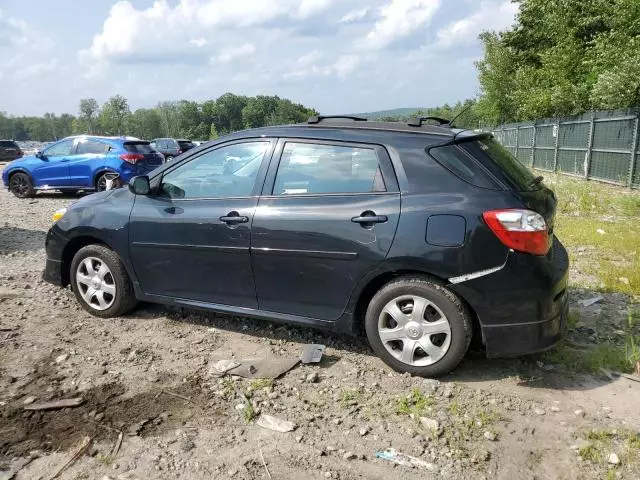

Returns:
365,276,472,377
70,244,138,318
9,172,35,198
95,173,108,192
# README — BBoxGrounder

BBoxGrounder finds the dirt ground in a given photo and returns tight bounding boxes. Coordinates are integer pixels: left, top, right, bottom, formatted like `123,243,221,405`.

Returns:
1,187,639,480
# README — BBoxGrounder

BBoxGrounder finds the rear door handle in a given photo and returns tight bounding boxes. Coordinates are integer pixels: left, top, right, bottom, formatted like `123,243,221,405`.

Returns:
220,212,249,224
351,214,388,224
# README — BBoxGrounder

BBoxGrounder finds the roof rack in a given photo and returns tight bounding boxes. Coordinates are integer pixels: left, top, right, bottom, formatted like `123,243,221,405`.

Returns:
407,116,451,127
307,115,368,124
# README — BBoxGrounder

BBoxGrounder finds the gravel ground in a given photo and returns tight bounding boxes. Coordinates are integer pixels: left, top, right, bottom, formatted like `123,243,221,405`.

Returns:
1,187,639,480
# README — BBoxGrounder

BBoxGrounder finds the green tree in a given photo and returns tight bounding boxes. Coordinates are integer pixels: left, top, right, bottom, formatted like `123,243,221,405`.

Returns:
79,98,100,134
209,123,219,140
476,0,640,123
99,95,131,134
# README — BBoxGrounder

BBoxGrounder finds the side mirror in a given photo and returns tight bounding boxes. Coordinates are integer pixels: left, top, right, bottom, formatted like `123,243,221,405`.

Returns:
129,175,150,195
36,151,44,159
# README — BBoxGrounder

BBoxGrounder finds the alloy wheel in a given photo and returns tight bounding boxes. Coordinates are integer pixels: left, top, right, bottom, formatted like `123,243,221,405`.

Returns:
10,174,30,197
377,295,452,366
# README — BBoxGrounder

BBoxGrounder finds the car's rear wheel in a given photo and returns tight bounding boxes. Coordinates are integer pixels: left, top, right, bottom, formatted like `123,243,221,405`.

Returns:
365,277,472,377
70,244,138,318
95,173,108,192
9,172,35,198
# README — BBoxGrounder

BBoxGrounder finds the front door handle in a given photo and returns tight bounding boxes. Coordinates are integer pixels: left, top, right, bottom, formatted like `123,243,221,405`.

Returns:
220,211,249,224
351,212,388,225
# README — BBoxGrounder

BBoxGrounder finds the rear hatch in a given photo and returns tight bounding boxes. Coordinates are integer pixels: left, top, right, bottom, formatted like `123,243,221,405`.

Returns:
124,141,165,172
457,136,557,237
0,140,23,160
177,140,195,153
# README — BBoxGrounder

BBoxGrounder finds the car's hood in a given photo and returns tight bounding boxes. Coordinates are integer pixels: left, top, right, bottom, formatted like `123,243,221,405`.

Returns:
5,154,41,169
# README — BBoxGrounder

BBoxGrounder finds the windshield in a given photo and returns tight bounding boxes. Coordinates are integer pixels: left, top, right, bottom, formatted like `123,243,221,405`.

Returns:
124,142,154,153
459,138,539,191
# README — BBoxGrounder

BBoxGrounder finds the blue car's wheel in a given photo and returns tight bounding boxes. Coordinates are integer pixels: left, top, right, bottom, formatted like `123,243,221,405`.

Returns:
95,173,108,192
9,172,35,198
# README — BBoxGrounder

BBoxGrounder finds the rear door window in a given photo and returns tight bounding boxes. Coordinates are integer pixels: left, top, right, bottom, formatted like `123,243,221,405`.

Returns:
459,138,539,191
273,142,386,195
76,139,109,155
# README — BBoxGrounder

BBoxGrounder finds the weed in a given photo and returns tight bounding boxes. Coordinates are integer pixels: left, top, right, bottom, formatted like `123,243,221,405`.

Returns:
448,400,461,416
541,341,635,374
340,389,364,409
395,388,436,416
221,377,236,400
96,454,115,466
250,378,274,391
243,402,256,423
567,310,580,329
579,444,602,463
605,469,617,480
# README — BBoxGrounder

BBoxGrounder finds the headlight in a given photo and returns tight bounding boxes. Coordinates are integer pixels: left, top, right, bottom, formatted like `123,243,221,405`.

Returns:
52,208,67,222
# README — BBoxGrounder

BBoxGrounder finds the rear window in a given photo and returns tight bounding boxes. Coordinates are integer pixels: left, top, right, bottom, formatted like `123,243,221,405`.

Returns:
429,144,500,189
124,142,155,154
459,138,539,191
0,141,19,148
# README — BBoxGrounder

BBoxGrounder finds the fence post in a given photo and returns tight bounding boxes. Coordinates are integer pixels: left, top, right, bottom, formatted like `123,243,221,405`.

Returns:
515,125,520,160
552,118,560,172
531,123,536,168
628,114,639,188
584,112,595,179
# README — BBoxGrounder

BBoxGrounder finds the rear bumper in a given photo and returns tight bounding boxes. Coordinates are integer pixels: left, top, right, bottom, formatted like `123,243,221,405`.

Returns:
482,290,568,357
450,236,569,358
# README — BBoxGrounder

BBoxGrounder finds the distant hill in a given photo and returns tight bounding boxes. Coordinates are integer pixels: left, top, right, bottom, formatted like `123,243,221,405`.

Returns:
350,108,425,120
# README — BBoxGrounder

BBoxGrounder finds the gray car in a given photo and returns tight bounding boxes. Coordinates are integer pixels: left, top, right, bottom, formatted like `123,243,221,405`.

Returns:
150,138,195,161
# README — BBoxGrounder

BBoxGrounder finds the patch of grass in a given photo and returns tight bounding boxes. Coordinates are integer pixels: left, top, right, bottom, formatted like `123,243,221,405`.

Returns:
249,378,273,391
395,388,436,416
243,402,256,423
448,400,461,416
579,444,602,463
540,341,635,374
340,388,364,409
606,469,617,480
221,377,236,400
567,310,580,329
96,454,115,466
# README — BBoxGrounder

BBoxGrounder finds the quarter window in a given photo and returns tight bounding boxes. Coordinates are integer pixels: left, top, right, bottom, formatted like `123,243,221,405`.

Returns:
44,140,74,157
273,142,385,195
159,141,269,199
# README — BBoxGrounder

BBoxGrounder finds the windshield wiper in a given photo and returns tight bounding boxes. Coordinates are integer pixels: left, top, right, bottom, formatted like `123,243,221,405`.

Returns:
529,175,544,188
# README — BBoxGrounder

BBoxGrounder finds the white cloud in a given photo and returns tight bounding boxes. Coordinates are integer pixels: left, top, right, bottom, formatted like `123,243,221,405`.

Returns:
434,1,517,50
0,9,28,47
14,58,59,80
284,54,366,80
364,0,441,49
215,43,256,63
339,7,370,23
190,38,208,47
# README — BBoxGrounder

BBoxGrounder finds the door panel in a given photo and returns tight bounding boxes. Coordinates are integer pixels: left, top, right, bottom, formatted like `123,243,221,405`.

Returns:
251,194,400,320
128,139,274,307
68,139,111,186
251,139,401,321
32,139,74,187
129,196,259,307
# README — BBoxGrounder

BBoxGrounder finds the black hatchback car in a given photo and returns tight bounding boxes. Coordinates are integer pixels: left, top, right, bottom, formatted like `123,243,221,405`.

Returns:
0,140,23,162
43,117,568,376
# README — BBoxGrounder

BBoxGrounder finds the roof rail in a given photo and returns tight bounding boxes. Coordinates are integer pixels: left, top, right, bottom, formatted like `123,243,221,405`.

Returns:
407,116,451,127
307,115,368,124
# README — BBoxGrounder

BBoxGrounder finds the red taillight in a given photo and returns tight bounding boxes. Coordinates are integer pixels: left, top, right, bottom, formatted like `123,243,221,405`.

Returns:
120,153,144,164
483,209,550,256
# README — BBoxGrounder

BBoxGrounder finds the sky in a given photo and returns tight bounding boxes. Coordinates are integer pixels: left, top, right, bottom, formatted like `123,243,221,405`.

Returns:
0,0,518,117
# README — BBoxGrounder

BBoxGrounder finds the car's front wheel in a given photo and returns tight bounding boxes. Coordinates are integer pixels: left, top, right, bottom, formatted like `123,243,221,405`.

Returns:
70,244,138,318
365,277,472,377
9,172,35,198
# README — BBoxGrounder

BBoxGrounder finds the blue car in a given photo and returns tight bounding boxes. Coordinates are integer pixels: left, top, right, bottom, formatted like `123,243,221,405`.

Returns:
2,135,165,198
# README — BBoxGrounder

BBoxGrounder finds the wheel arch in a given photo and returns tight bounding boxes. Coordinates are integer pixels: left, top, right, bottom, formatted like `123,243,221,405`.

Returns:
351,267,483,346
60,235,112,286
93,168,118,189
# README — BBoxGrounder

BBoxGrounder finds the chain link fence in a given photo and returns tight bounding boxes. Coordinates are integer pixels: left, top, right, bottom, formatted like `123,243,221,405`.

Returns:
491,108,640,189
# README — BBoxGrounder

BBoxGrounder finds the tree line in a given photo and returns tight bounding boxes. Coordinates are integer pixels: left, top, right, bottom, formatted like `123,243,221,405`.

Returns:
0,93,318,142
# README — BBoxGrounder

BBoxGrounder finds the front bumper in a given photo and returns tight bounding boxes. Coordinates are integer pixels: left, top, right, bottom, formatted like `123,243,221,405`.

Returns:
450,237,570,358
43,257,64,286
